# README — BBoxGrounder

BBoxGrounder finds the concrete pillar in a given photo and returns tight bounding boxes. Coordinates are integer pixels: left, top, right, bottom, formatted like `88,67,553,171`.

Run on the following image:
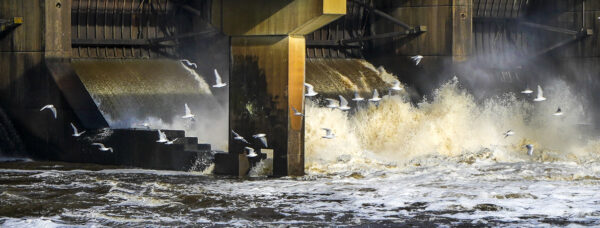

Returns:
452,0,473,62
218,0,345,176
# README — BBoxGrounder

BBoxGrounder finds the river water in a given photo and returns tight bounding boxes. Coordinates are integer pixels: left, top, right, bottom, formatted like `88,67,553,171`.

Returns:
1,78,600,227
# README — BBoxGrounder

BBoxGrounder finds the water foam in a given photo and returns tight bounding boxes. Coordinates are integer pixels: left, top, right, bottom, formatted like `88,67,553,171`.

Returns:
305,77,600,175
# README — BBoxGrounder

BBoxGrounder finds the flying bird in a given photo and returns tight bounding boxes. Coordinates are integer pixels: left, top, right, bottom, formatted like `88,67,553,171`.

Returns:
553,107,563,116
40,104,57,119
521,86,533,94
533,85,546,102
253,133,268,147
411,55,423,65
291,106,304,117
352,91,364,102
136,122,151,129
182,103,195,120
231,130,250,144
325,98,339,108
156,130,168,143
92,143,113,153
304,83,318,97
321,128,335,139
245,147,258,158
525,144,534,156
503,130,514,138
70,123,86,137
180,59,197,69
391,80,403,91
338,95,351,111
212,69,227,88
368,89,382,102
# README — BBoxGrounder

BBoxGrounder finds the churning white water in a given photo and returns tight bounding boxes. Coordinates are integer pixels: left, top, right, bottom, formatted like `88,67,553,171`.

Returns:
2,77,599,226
305,77,599,175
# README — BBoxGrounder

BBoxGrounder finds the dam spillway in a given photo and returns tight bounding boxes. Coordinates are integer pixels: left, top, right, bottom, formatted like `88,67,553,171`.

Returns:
1,0,600,226
0,0,598,175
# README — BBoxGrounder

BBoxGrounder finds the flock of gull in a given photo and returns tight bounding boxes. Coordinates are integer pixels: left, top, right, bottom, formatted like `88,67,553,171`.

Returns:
36,59,230,155
301,68,563,158
505,84,564,156
37,57,558,158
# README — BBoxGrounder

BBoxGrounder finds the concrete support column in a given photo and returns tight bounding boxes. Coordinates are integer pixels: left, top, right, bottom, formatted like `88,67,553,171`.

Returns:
452,0,473,62
230,36,306,176
218,0,345,176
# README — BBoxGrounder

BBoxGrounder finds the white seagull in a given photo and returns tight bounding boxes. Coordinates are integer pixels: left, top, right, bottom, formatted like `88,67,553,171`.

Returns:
525,144,534,156
180,59,197,68
136,122,151,129
165,138,178,145
70,123,86,137
253,133,268,147
245,147,258,158
368,89,382,102
503,130,514,138
352,91,364,102
321,128,335,139
231,130,250,144
533,85,546,102
304,83,318,97
325,98,339,108
553,107,563,116
40,104,57,119
338,95,351,111
182,103,195,120
411,55,423,65
156,130,168,143
92,143,113,153
212,69,227,88
521,86,533,94
391,80,403,91
291,106,304,117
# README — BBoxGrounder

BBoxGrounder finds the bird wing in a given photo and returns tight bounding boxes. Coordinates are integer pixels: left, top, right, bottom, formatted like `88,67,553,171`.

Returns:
259,137,268,147
50,107,57,118
70,123,78,134
557,107,561,112
244,147,254,153
214,69,222,84
231,130,241,138
537,85,543,97
326,98,337,105
158,130,167,141
91,143,104,148
184,103,191,116
339,95,348,107
304,83,313,90
373,89,379,98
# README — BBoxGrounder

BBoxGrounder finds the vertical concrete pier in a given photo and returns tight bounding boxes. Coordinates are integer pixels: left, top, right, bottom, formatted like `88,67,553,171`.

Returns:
217,0,345,176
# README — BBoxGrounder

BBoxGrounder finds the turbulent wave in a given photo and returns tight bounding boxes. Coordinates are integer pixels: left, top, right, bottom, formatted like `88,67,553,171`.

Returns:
305,77,600,175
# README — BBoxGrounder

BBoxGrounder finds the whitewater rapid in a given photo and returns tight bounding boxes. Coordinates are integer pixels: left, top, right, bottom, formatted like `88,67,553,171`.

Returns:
304,77,599,176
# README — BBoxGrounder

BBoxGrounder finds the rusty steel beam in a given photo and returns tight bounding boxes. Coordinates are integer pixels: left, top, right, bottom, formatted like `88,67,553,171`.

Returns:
148,30,217,43
71,39,175,46
349,0,411,30
531,29,593,58
473,17,579,35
